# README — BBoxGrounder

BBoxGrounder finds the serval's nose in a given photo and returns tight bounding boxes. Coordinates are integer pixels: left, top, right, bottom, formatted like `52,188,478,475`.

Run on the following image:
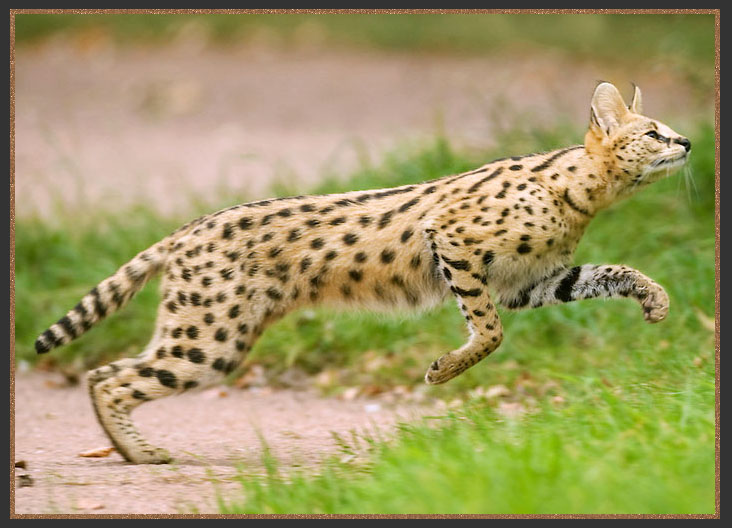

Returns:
674,137,691,152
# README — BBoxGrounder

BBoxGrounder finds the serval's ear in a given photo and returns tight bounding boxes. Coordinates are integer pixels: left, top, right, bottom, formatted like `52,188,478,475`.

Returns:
589,82,629,136
629,83,643,114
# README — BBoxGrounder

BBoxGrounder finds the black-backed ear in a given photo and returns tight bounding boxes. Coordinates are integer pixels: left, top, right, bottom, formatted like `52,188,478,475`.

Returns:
589,82,629,136
629,83,643,114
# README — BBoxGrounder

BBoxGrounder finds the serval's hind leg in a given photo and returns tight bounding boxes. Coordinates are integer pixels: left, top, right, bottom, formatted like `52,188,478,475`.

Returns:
86,310,266,464
87,348,180,464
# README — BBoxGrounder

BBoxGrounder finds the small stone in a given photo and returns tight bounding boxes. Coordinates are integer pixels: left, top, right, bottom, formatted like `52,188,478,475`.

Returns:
78,446,116,458
485,385,511,399
341,387,359,401
75,498,105,510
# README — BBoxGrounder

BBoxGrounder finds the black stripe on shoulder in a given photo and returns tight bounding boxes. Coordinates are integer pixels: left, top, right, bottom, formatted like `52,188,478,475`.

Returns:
530,146,583,173
562,189,592,216
467,168,503,194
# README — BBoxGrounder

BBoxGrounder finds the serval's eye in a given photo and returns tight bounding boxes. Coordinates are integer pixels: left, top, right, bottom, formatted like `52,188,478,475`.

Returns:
645,130,660,140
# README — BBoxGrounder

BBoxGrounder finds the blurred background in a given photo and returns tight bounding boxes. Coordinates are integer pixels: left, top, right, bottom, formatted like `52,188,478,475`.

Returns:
15,13,714,218
13,12,717,514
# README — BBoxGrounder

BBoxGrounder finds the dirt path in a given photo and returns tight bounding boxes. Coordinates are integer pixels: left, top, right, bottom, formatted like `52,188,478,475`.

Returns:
13,371,434,514
14,41,704,219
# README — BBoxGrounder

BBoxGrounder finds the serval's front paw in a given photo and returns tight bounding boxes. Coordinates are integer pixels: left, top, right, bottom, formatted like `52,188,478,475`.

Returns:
638,283,669,323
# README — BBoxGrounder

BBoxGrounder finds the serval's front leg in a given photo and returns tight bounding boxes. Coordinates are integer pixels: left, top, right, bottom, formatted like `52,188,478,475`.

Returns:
425,236,503,385
502,264,669,323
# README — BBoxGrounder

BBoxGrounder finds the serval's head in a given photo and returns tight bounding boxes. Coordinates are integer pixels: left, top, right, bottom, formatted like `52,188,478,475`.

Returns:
584,82,691,196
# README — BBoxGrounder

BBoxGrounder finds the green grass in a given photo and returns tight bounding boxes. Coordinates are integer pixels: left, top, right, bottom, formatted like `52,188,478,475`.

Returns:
14,121,716,513
213,123,715,515
14,13,716,92
221,386,715,514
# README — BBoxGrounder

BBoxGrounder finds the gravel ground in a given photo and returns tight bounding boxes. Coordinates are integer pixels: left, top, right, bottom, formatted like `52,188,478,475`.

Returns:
13,371,434,514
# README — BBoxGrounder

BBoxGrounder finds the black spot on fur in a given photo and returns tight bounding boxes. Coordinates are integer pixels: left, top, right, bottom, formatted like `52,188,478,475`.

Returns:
517,243,532,254
265,287,283,300
156,369,178,389
187,348,206,364
212,357,226,371
238,217,253,230
288,229,302,242
378,210,394,229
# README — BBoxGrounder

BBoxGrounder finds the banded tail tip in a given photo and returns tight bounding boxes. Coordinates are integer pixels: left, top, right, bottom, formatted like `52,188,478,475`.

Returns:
35,337,51,354
34,329,59,354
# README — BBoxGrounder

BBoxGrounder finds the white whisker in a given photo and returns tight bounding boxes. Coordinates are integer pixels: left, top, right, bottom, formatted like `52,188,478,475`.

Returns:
683,162,698,203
